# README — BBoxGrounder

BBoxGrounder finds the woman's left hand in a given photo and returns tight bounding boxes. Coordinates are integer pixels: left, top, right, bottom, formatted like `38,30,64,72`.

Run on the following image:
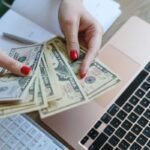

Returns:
59,0,103,78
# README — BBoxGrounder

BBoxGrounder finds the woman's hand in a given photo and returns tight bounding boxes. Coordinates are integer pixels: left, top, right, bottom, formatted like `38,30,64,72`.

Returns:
59,0,103,78
0,50,31,76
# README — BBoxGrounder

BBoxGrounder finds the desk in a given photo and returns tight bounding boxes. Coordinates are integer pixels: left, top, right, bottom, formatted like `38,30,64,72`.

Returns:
27,0,150,149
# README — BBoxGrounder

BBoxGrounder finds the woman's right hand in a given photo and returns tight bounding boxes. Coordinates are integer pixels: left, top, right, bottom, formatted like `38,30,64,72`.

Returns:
0,50,32,76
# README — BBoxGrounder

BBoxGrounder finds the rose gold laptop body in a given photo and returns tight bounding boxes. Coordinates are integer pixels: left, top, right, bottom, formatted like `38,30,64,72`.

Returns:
42,17,150,149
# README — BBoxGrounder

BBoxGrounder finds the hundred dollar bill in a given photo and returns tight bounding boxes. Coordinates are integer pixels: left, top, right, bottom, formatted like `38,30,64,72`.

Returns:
49,37,120,98
0,76,47,118
39,43,87,118
0,44,43,102
39,56,58,101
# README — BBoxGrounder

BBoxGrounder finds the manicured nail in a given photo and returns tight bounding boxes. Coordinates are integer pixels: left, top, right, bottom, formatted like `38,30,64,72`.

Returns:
21,66,32,75
80,72,87,78
70,50,78,61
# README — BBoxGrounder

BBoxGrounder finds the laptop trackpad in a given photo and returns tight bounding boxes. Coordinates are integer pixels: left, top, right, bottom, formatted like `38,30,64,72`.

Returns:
95,44,140,107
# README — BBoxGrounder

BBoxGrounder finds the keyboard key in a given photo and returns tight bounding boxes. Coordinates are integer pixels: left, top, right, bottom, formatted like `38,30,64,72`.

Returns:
135,89,145,98
8,123,18,134
27,139,38,149
101,143,113,150
14,128,25,139
7,136,18,149
117,110,127,120
107,104,119,116
143,127,150,138
131,124,142,135
115,127,126,138
101,113,112,124
146,91,150,99
129,96,139,105
1,145,11,150
34,132,44,141
22,134,31,146
104,125,115,136
141,82,150,91
143,147,149,150
80,136,89,145
144,109,150,119
145,62,150,72
147,140,150,147
15,142,25,150
108,135,119,146
28,127,38,138
118,140,129,150
140,98,150,108
136,134,148,146
1,118,12,128
147,76,150,83
123,103,133,113
134,105,144,115
115,70,148,107
0,125,5,135
14,115,25,126
94,121,102,129
0,139,4,148
121,120,132,130
137,117,148,127
88,128,99,140
130,142,141,150
21,122,32,132
88,133,108,150
2,130,11,142
125,132,136,143
128,112,138,123
110,117,121,128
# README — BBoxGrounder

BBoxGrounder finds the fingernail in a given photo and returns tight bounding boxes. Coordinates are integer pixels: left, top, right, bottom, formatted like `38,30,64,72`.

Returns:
70,50,78,61
80,72,87,78
21,66,32,75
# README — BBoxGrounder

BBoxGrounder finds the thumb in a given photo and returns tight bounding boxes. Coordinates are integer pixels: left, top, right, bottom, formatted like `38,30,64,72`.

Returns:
0,51,32,76
63,21,80,61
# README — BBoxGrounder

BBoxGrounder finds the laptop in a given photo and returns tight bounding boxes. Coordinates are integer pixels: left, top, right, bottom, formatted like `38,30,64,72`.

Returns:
42,16,150,150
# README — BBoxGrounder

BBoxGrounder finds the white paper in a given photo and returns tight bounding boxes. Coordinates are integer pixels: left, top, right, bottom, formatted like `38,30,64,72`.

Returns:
11,0,121,33
11,0,62,35
0,0,121,49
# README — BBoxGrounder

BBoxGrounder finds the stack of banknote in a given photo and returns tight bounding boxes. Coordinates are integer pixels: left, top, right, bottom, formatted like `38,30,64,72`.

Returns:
0,37,121,118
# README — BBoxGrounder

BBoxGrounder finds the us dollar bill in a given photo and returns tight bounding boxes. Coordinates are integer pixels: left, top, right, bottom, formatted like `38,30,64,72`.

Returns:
39,43,87,118
0,80,36,110
0,76,47,118
39,56,59,101
48,37,120,98
0,44,43,101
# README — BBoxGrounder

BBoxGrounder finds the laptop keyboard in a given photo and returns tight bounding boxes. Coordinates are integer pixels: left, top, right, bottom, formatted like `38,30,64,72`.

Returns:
80,62,150,150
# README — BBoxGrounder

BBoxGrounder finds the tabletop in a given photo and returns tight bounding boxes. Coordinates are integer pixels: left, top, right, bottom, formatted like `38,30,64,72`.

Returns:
9,0,150,149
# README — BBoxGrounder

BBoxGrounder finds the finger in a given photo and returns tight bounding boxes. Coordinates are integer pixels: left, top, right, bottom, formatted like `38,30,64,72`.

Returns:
0,51,32,76
63,19,80,61
80,32,102,78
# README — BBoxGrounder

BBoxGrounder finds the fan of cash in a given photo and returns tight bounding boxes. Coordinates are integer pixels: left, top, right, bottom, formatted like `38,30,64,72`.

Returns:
0,37,121,118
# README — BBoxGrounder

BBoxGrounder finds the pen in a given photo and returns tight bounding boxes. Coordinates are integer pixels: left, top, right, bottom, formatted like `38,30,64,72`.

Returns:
3,32,37,45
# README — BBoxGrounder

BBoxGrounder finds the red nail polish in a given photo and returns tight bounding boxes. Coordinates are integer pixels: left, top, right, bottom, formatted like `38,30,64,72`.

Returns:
70,50,78,61
21,66,32,75
80,72,86,78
